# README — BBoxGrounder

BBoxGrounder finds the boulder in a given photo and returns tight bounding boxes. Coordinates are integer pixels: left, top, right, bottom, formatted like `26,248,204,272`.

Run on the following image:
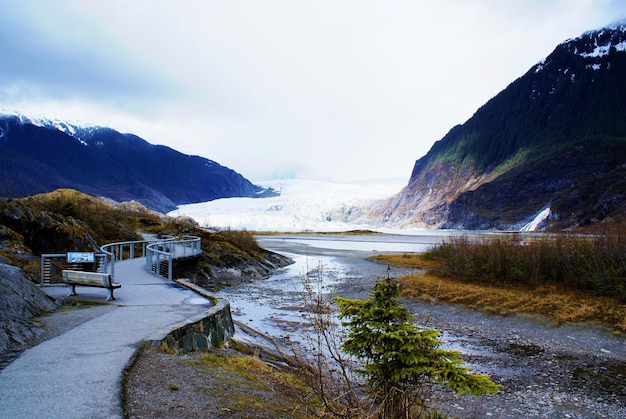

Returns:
0,263,59,356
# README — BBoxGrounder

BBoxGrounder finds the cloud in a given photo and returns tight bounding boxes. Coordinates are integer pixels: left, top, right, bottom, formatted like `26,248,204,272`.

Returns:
1,0,625,182
0,1,181,113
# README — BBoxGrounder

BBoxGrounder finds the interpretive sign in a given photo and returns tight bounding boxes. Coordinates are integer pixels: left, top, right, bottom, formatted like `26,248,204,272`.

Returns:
67,252,95,263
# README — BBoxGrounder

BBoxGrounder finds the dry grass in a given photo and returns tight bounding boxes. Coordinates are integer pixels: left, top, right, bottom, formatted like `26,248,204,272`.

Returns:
218,228,261,252
370,254,626,332
125,347,320,419
189,349,321,417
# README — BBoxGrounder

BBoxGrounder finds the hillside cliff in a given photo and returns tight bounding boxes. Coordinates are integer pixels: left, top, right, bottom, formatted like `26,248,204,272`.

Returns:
0,115,277,212
0,190,292,362
374,24,626,230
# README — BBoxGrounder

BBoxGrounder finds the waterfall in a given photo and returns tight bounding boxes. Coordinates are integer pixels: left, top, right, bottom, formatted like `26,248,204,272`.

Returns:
520,206,551,231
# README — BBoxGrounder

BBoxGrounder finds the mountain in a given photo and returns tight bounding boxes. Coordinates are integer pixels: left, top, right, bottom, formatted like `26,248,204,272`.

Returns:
373,24,626,230
0,114,276,212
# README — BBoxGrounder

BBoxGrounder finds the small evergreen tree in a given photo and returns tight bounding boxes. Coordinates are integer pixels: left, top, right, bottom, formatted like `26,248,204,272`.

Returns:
335,273,501,418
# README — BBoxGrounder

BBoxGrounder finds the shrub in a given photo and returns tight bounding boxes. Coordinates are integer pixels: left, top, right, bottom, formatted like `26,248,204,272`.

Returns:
424,232,626,301
219,228,260,253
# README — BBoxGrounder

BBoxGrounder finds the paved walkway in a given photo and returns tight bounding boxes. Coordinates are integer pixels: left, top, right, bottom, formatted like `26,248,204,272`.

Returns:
0,257,213,419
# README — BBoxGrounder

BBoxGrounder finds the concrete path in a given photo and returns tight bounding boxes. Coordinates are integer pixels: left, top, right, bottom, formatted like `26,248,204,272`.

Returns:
0,257,213,419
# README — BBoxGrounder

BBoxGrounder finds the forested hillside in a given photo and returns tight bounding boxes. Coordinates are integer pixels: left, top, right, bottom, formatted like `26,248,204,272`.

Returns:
375,25,626,230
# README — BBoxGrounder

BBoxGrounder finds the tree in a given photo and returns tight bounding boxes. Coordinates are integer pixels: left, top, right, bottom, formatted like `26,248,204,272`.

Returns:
335,273,501,418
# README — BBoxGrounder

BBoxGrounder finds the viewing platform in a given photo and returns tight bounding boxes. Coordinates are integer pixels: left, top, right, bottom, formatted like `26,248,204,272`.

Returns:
0,234,234,418
40,235,203,286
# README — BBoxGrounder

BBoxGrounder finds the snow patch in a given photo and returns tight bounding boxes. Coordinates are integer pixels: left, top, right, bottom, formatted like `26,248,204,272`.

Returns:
534,59,546,73
0,109,96,145
580,44,611,58
615,40,626,52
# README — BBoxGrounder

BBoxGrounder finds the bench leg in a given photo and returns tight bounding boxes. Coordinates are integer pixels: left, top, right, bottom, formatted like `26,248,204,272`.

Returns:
106,288,116,302
68,284,78,297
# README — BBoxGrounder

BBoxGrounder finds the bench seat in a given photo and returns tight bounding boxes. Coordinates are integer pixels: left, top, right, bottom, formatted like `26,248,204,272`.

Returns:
62,270,121,301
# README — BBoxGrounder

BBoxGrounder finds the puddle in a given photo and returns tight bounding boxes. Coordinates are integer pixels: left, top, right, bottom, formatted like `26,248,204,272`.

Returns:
572,361,626,396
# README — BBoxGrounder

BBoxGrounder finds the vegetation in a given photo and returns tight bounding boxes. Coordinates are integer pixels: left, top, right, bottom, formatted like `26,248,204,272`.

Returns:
219,228,260,253
20,189,154,243
421,232,626,301
0,188,290,288
124,344,321,418
370,225,626,331
294,262,371,418
14,189,266,259
189,349,316,418
336,275,501,418
288,266,501,418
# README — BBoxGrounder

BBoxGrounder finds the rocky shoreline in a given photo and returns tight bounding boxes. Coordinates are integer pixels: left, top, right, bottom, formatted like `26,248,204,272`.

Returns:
400,301,626,418
248,237,626,418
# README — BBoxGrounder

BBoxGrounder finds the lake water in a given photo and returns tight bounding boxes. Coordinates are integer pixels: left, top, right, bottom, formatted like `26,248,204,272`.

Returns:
256,230,503,254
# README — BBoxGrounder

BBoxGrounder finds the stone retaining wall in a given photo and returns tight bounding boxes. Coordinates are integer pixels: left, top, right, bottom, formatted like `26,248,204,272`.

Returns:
143,279,235,354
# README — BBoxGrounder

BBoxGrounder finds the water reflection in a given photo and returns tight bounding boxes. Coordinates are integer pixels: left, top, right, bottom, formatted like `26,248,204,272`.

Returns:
219,233,450,345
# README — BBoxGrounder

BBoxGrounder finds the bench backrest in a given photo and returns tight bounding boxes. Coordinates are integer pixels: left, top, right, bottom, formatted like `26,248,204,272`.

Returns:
62,270,112,287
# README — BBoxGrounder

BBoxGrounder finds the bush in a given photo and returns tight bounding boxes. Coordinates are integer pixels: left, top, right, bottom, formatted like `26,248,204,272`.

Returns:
424,232,626,301
336,274,501,418
219,228,260,253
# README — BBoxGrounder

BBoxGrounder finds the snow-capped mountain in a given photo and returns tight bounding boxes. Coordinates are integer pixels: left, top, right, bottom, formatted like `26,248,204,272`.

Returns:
372,24,626,230
0,111,274,212
169,178,404,232
1,111,85,138
566,23,626,58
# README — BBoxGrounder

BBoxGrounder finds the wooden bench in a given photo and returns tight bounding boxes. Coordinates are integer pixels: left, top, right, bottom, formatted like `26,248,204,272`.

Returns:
62,270,121,302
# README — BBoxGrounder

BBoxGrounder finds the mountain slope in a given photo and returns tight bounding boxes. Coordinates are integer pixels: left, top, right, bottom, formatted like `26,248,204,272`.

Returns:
0,115,276,212
375,24,626,230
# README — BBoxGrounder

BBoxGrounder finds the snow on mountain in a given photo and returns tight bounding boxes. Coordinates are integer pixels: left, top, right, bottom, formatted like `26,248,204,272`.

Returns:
0,109,100,145
168,178,405,232
534,24,626,75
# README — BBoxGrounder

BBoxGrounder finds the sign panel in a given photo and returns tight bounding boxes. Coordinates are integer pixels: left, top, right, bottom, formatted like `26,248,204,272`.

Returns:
67,252,95,263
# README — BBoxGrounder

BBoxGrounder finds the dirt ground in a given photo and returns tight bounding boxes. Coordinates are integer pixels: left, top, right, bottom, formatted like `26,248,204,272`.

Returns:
124,346,312,419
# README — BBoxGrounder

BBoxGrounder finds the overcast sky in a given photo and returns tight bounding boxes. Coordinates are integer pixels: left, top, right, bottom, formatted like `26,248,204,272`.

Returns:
2,1,625,182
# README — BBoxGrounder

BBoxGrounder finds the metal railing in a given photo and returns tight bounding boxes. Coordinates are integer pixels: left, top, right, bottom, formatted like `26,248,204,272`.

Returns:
40,235,202,285
100,238,163,278
100,235,201,280
40,253,108,286
145,235,202,281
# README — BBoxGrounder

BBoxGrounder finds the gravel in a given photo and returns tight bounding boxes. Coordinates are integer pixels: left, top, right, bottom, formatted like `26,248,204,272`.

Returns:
239,238,626,418
399,301,626,418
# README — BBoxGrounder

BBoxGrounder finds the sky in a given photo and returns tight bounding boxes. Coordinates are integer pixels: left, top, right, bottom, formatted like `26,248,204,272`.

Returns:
1,1,625,182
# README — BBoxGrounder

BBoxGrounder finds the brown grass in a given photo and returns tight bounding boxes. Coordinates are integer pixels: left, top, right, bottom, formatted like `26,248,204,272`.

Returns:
370,254,626,332
420,233,626,300
218,228,260,253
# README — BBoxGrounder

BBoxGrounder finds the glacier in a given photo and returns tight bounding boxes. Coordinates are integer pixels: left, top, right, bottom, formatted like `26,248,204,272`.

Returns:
169,178,405,232
170,178,556,232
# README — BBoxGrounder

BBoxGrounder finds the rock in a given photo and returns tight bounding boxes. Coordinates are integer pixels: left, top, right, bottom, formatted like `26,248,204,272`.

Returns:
0,263,59,356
